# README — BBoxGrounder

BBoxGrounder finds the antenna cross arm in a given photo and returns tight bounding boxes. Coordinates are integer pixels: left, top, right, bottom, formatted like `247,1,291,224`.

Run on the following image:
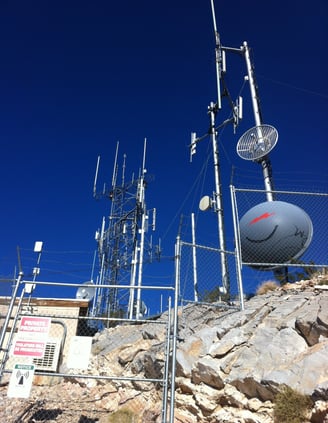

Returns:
188,132,208,148
221,46,243,55
190,115,235,152
215,117,234,131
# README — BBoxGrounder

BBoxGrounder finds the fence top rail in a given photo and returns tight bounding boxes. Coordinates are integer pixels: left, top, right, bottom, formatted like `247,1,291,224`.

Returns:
20,280,175,291
6,311,168,324
2,369,165,384
242,262,327,268
180,241,235,255
232,187,328,197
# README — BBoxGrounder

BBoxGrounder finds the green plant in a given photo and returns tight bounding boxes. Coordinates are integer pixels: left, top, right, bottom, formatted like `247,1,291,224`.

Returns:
107,408,138,423
200,285,230,303
256,280,279,295
273,385,313,423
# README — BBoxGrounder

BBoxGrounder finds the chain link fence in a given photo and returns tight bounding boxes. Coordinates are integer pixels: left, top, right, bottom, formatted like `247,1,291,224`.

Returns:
0,279,177,423
177,239,243,309
176,187,328,306
1,188,326,421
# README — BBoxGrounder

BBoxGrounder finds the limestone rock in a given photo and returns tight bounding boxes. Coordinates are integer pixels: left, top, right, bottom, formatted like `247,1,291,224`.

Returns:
1,280,328,422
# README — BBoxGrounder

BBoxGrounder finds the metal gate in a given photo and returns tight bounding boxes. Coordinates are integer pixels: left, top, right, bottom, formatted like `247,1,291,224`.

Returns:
0,276,178,423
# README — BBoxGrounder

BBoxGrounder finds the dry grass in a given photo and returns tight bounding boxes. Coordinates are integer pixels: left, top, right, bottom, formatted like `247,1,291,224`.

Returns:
313,268,328,285
273,385,313,423
256,280,279,295
107,408,138,423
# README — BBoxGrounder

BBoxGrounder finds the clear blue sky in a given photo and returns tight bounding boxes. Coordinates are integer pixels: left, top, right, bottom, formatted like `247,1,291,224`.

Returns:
0,0,327,298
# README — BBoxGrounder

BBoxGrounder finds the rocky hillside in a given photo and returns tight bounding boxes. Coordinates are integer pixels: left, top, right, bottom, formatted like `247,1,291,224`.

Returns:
173,279,328,422
1,278,328,422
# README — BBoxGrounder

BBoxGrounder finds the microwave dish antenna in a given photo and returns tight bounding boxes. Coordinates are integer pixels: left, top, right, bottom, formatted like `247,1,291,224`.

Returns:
239,201,313,269
76,281,96,301
199,195,212,211
237,124,278,161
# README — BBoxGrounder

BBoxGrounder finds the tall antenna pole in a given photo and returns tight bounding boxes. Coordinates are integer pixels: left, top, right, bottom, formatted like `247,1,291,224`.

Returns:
135,138,147,319
243,41,275,201
128,240,138,319
210,0,230,295
210,0,222,110
208,102,230,295
93,156,100,197
191,1,231,296
191,213,198,302
111,141,119,188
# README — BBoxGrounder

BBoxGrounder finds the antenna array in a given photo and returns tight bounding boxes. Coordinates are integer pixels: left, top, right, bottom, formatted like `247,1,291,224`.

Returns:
190,0,281,297
91,140,159,323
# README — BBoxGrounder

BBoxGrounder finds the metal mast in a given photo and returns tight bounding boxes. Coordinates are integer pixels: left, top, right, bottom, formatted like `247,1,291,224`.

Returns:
208,102,230,294
209,0,230,295
190,0,231,295
242,41,275,201
92,140,157,321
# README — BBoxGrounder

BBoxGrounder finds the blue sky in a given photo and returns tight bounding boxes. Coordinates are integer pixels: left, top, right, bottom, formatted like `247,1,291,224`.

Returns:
0,0,327,300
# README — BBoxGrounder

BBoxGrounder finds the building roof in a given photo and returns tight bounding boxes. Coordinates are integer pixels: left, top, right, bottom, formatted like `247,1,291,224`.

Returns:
0,296,90,308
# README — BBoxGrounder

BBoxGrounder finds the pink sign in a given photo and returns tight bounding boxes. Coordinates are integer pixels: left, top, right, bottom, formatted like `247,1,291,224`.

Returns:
13,340,46,358
19,317,51,339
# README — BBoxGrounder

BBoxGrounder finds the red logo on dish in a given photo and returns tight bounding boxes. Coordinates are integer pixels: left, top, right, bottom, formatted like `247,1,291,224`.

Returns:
249,212,275,225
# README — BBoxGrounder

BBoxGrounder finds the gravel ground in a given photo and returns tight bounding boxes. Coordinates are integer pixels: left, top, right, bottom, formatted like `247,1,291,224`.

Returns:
0,382,109,422
0,378,161,423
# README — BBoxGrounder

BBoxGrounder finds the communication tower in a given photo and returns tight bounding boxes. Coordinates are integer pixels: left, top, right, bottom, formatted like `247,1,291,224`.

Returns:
91,139,159,322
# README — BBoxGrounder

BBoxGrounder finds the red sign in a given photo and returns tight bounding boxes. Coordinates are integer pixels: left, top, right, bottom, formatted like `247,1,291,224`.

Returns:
12,316,51,358
13,340,46,358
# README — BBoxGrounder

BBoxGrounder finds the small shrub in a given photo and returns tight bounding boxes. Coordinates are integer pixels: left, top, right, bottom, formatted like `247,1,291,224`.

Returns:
256,280,279,295
200,286,230,303
313,267,328,285
316,277,328,286
273,385,313,423
107,408,138,423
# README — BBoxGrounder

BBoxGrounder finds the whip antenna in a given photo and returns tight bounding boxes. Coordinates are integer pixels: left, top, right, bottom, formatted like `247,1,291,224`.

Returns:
210,0,223,110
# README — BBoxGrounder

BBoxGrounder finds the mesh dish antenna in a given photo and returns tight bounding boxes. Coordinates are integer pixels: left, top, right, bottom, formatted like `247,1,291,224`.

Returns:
76,281,96,301
237,124,278,161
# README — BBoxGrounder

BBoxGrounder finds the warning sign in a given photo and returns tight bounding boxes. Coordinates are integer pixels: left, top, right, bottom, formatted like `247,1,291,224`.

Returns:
13,340,46,358
11,316,51,358
18,316,51,340
7,364,35,398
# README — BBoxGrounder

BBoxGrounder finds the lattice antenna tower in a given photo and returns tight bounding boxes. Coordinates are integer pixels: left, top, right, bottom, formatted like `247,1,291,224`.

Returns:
91,139,158,322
